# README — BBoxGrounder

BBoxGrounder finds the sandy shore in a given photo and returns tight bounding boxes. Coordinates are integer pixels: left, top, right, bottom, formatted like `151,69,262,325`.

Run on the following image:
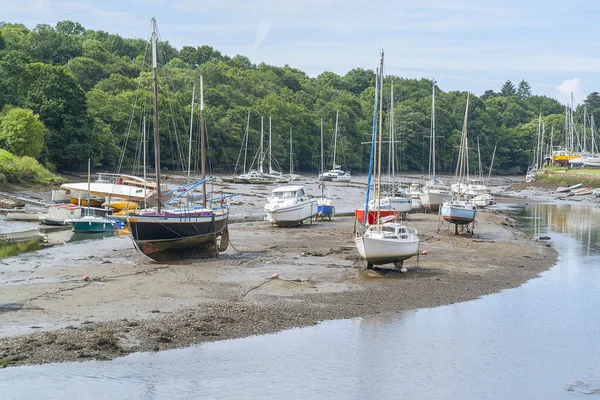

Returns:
0,205,557,367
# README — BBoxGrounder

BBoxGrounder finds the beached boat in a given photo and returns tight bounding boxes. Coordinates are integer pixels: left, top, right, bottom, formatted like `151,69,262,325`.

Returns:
320,111,352,182
39,204,82,226
354,51,419,269
440,93,477,233
556,183,583,193
128,19,231,261
409,181,423,210
420,81,453,212
316,119,335,220
66,215,115,233
264,185,317,227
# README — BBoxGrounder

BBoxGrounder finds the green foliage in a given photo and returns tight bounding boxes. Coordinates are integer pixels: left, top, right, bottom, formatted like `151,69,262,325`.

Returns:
0,149,64,183
0,107,46,157
0,19,583,177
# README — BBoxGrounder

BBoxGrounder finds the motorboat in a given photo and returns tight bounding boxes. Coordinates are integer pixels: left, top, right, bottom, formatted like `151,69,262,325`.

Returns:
264,185,318,227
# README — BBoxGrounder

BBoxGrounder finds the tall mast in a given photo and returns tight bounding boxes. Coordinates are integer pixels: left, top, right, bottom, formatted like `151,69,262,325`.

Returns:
87,158,91,215
540,122,545,169
487,143,497,186
269,116,272,174
259,116,264,174
536,113,541,169
320,118,324,197
333,110,339,169
592,116,597,154
289,126,293,174
390,81,395,190
431,79,436,178
187,81,196,183
376,50,384,226
151,17,161,213
571,93,574,152
200,75,206,207
550,125,554,159
143,116,147,205
243,110,250,174
583,106,587,153
564,105,568,151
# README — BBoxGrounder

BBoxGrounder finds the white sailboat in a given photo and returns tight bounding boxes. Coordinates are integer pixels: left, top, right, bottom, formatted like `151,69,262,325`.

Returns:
320,111,352,182
420,80,453,212
316,118,335,220
354,50,419,270
440,93,477,234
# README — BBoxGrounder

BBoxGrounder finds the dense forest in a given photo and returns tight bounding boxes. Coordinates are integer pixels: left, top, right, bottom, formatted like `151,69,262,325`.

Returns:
1,20,599,177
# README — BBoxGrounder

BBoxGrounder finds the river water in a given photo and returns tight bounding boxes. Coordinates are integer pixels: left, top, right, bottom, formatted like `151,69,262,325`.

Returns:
1,202,599,399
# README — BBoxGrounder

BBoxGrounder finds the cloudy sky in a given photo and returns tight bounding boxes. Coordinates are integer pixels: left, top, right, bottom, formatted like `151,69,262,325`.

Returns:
1,0,597,104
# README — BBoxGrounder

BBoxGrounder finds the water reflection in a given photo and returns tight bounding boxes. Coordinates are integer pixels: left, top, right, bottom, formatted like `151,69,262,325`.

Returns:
516,203,600,255
0,228,114,259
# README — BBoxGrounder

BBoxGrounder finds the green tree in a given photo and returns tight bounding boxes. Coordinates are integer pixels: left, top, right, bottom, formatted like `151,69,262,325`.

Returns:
0,107,46,158
517,79,532,99
67,56,108,91
500,80,516,97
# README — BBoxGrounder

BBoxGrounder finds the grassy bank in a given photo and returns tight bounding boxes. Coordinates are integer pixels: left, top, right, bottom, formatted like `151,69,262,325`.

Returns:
0,149,66,185
533,169,600,188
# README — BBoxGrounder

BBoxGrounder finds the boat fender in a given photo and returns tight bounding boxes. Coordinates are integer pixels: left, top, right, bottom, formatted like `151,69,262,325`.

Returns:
422,249,429,255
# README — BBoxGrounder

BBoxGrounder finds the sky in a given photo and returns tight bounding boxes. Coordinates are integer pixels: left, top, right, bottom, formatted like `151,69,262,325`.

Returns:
1,0,598,105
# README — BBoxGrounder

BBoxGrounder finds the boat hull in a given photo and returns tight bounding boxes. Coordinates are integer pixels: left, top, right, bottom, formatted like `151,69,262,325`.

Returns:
389,198,412,213
354,235,418,265
265,200,317,227
440,202,476,225
128,212,229,261
421,191,453,212
317,204,335,216
354,209,398,225
68,219,115,233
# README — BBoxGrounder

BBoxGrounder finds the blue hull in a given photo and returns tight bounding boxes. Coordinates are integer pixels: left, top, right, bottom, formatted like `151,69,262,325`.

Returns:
318,205,335,216
440,204,476,225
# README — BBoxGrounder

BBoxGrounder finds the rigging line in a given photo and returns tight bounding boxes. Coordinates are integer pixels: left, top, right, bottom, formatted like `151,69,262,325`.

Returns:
118,26,152,174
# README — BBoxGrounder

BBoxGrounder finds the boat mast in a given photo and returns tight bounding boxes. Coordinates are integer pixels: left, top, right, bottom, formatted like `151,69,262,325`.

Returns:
376,50,384,226
269,116,272,174
536,113,541,169
87,158,91,216
259,116,264,174
243,110,250,174
151,17,161,213
363,64,380,227
487,143,497,186
289,126,293,175
143,116,147,205
391,81,395,191
333,110,339,169
187,81,196,183
540,122,545,169
320,118,324,198
200,75,206,207
431,79,436,179
570,93,574,152
583,106,587,153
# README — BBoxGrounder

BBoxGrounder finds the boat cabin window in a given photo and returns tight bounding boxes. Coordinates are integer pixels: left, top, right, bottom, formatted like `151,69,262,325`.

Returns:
297,189,305,197
382,226,396,233
273,191,295,199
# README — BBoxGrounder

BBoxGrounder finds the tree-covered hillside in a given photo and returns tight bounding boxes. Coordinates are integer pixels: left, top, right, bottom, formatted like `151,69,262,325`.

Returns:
0,20,597,175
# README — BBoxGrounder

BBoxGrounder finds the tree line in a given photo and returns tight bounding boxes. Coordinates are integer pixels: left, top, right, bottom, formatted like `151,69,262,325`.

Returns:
1,20,598,176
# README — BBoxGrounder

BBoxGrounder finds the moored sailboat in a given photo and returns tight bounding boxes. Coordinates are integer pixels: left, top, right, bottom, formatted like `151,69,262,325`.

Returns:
440,93,477,234
354,50,419,269
128,19,230,261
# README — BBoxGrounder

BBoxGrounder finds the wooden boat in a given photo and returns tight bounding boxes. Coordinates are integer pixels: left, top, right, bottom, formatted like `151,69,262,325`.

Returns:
128,20,230,261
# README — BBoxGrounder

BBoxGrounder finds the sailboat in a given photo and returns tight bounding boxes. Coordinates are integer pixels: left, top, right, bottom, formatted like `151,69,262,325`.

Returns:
420,80,453,212
320,111,352,182
440,93,477,234
354,50,419,270
128,19,230,261
316,118,335,220
65,159,115,233
221,110,251,183
282,126,301,181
